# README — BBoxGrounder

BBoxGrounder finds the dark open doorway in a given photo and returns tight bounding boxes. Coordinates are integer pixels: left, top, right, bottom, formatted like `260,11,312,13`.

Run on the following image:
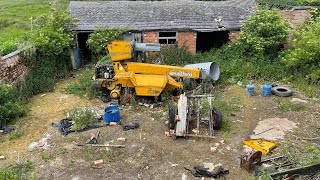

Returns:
77,32,92,63
196,31,229,52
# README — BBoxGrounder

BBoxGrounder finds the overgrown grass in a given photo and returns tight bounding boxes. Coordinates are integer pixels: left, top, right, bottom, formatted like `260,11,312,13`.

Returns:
301,146,320,165
0,0,51,55
212,95,241,132
276,99,305,111
256,0,300,5
0,159,35,180
0,0,76,55
41,152,53,162
64,68,100,98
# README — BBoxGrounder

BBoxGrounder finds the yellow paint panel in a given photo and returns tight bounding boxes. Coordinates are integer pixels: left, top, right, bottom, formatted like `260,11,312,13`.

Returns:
134,74,167,96
243,139,277,155
135,74,167,88
107,40,132,62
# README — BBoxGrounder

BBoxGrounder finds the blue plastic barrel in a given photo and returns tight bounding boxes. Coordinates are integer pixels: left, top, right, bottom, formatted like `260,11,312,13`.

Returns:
104,105,120,123
262,82,271,96
246,83,255,96
73,47,81,69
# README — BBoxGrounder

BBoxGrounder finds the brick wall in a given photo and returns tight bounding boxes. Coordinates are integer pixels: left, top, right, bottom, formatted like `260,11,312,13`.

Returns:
281,9,310,48
229,31,240,42
143,32,158,43
0,50,30,84
178,32,197,54
143,31,197,54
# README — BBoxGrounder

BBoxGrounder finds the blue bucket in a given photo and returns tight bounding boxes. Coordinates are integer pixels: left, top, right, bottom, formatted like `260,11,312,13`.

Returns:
104,105,120,123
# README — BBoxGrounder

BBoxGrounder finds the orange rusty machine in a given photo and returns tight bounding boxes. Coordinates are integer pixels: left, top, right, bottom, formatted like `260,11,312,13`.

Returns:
92,40,220,99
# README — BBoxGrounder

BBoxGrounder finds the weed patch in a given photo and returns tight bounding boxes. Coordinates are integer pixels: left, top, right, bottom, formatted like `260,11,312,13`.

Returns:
212,95,241,132
0,159,35,180
301,146,320,165
67,107,97,131
65,68,99,98
41,152,53,162
277,99,305,112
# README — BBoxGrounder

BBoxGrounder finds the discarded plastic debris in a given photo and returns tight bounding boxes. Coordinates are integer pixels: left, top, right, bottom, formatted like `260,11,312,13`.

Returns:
0,156,6,160
77,144,125,148
94,159,104,166
243,139,277,155
122,122,139,131
86,130,100,144
51,118,74,135
254,127,274,135
28,142,39,152
0,126,15,134
117,137,126,142
184,163,229,178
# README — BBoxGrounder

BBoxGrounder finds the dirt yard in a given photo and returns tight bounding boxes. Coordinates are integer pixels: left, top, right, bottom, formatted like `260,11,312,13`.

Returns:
1,74,319,180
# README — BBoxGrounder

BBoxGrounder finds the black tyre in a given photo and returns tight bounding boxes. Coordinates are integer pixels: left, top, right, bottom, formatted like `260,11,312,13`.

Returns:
271,86,293,97
211,106,222,130
168,105,176,130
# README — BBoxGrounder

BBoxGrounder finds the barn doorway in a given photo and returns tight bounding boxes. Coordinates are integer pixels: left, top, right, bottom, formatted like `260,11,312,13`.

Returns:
76,32,92,63
196,31,229,52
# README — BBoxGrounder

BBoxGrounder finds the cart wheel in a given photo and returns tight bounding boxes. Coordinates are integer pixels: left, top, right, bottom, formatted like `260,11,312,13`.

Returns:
211,106,222,130
172,135,177,140
168,105,176,129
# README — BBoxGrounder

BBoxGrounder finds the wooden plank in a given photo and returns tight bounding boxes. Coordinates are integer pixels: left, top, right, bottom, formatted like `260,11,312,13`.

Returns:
185,134,216,139
187,94,215,98
208,96,214,136
175,93,188,137
197,99,200,133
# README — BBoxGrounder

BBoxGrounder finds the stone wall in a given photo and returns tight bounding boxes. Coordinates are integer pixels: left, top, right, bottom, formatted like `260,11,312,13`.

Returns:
0,50,30,84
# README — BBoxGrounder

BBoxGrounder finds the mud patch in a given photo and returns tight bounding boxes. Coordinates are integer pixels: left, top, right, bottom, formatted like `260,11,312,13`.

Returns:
251,117,297,140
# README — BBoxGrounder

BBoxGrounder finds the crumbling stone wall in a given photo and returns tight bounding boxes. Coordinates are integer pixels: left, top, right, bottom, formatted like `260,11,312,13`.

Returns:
0,50,30,84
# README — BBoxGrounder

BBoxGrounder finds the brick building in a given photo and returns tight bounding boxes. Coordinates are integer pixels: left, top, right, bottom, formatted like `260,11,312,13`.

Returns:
69,0,255,55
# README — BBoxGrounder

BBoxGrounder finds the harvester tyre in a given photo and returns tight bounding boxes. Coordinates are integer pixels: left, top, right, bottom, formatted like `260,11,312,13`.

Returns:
168,105,176,130
212,106,222,130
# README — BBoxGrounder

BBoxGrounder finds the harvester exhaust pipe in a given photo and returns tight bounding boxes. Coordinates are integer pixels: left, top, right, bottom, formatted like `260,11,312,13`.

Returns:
184,62,220,81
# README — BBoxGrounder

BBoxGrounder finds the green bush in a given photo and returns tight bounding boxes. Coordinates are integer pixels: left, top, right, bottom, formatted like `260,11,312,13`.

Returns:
237,9,289,55
281,16,320,84
67,107,96,130
87,27,127,60
199,9,289,82
14,7,77,102
159,45,198,66
0,84,27,126
299,0,320,6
